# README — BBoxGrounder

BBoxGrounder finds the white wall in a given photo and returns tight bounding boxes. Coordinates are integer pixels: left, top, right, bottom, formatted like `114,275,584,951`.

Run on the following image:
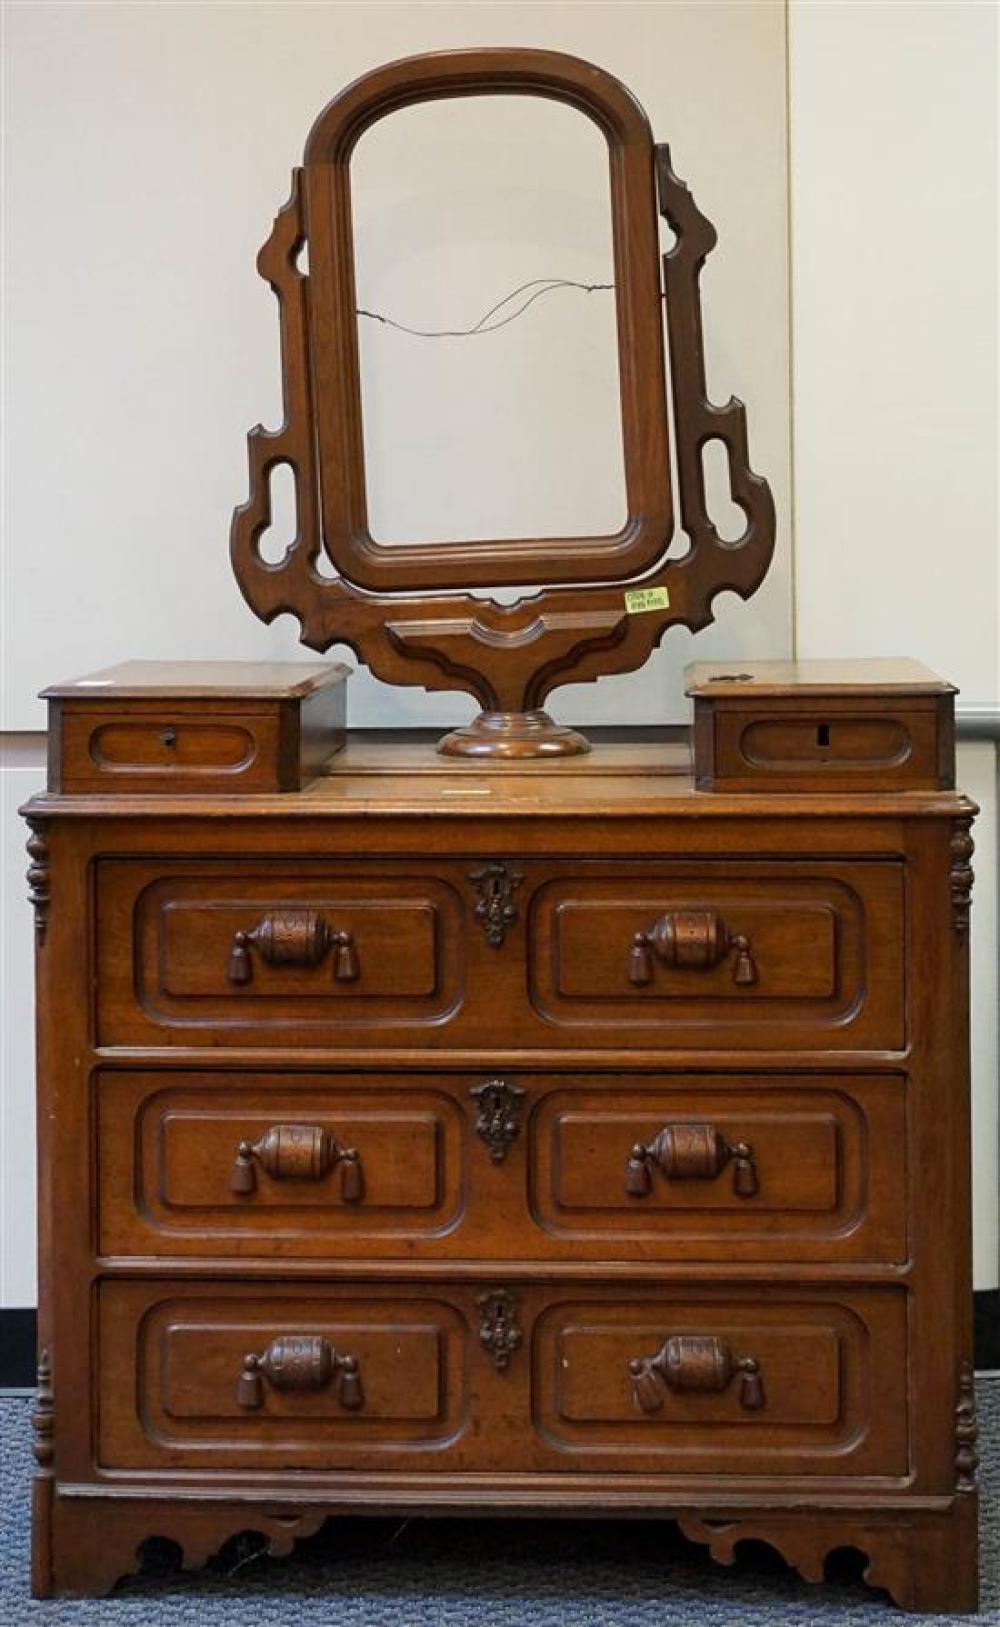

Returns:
961,742,1000,1291
789,0,998,702
2,0,997,1305
0,755,42,1309
788,0,999,1290
0,0,792,1308
3,0,791,732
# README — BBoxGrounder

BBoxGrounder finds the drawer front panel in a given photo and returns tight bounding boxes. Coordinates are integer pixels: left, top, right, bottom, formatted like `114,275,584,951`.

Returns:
96,861,466,1045
529,1076,906,1260
740,715,914,772
97,1281,907,1483
95,857,904,1053
98,1283,473,1470
87,718,259,775
531,1286,908,1478
693,693,953,793
96,1071,906,1265
529,862,904,1049
96,1073,463,1255
57,708,282,793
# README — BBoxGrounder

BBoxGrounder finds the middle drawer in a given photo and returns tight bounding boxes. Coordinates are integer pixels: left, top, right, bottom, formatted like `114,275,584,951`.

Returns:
95,1069,907,1265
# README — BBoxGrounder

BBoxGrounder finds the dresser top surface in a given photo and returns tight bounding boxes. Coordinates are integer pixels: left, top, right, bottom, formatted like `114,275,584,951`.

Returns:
22,730,974,820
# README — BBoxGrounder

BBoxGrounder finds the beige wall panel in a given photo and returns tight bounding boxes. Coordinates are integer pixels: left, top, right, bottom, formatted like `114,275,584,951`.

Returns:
789,0,998,1289
4,0,791,731
789,0,998,701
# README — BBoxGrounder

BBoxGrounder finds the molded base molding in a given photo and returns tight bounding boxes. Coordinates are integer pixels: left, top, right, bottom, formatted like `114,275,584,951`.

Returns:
32,1487,979,1610
678,1500,978,1615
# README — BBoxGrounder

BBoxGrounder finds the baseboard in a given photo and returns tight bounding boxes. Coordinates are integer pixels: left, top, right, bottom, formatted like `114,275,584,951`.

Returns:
0,1309,38,1388
974,1288,1000,1370
3,1295,1000,1389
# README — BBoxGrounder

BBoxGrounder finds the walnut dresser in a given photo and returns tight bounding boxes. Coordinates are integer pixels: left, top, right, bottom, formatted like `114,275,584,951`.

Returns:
21,655,979,1610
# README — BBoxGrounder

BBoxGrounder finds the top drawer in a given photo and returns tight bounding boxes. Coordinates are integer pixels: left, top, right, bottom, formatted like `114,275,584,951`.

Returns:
95,860,467,1048
528,861,905,1051
94,856,904,1053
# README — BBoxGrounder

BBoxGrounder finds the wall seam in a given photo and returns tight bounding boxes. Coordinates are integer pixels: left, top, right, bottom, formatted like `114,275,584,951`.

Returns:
783,0,799,662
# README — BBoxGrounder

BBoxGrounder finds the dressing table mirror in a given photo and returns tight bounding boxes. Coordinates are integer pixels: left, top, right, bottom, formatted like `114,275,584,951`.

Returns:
22,48,978,1612
231,47,775,756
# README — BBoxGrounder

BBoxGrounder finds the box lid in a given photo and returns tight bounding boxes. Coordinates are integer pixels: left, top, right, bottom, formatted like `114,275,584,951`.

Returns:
684,658,956,699
41,661,350,701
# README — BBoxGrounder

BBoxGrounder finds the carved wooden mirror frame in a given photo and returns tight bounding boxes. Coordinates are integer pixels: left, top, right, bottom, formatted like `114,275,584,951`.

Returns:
304,50,672,592
232,48,776,757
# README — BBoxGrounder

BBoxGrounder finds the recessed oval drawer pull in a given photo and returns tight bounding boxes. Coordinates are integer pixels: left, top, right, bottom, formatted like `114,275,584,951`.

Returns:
231,1124,364,1202
235,1334,363,1410
226,908,359,985
628,1335,763,1414
628,909,756,987
626,1122,758,1199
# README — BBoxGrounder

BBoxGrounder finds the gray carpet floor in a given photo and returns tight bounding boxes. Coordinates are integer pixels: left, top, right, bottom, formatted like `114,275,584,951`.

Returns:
1,1384,997,1625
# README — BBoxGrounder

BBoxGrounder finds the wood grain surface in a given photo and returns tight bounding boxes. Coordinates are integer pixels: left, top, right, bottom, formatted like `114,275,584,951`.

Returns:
22,699,979,1609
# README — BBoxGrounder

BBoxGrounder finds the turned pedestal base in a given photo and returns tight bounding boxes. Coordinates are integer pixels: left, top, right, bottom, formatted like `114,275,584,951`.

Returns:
437,710,591,759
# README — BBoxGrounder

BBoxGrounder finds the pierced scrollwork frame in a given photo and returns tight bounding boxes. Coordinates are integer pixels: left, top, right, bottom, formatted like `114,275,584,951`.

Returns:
231,49,775,723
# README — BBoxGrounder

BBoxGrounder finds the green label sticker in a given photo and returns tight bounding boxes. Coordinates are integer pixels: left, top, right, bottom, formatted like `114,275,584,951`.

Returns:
624,586,671,614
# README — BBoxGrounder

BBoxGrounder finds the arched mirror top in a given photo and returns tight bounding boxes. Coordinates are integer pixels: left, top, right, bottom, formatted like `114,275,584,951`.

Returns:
303,48,656,163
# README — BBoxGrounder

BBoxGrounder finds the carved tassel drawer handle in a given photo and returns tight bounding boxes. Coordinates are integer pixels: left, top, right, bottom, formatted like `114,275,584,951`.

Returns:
227,909,359,985
628,909,756,987
231,1123,364,1202
626,1122,758,1198
629,1335,763,1414
236,1334,363,1411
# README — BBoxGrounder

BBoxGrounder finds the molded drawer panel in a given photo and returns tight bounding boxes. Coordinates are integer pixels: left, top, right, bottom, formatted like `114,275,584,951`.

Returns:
54,709,282,793
531,1286,908,1478
94,857,904,1053
95,860,467,1046
97,1282,474,1471
96,1072,463,1256
94,1070,906,1266
528,861,905,1050
87,717,260,774
96,1281,908,1484
529,1075,906,1260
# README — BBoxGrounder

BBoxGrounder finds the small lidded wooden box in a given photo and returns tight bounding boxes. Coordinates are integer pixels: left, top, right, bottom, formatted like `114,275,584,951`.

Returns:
43,661,350,794
686,658,955,793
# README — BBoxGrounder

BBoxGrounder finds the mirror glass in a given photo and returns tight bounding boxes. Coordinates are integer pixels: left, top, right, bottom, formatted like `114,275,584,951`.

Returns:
352,95,628,546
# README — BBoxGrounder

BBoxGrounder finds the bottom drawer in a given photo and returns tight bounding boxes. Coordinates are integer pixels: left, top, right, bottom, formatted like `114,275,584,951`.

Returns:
532,1291,907,1475
96,1279,908,1482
